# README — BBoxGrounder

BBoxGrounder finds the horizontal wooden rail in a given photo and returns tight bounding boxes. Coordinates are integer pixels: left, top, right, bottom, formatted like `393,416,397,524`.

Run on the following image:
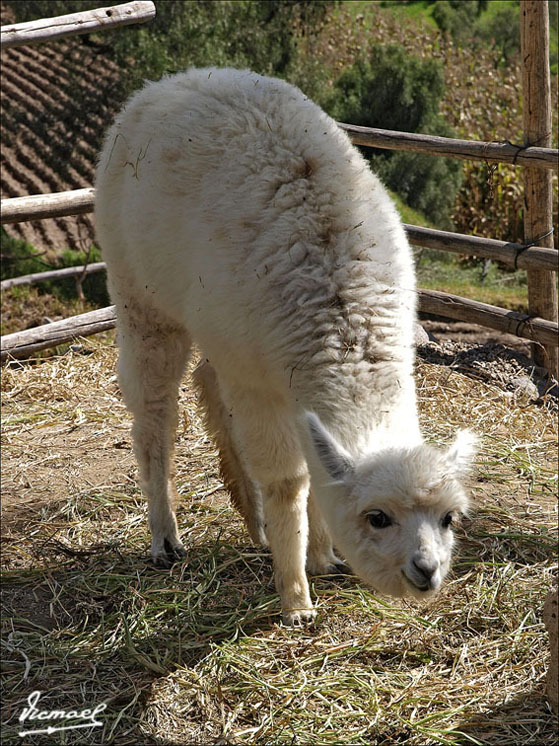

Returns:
405,224,558,272
2,293,557,361
0,1,155,47
1,263,106,291
1,188,95,223
339,123,558,170
2,188,557,273
1,306,117,361
418,289,558,347
2,226,556,294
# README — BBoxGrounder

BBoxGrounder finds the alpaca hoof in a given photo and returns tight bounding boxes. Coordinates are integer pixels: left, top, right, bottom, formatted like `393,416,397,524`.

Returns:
306,552,346,576
153,540,187,568
334,562,351,575
319,561,350,576
281,607,317,627
164,539,187,563
248,524,268,547
153,553,173,569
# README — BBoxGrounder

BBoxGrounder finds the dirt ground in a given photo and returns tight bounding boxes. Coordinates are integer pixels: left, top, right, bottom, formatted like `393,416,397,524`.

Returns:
1,324,556,538
1,330,557,745
421,319,531,355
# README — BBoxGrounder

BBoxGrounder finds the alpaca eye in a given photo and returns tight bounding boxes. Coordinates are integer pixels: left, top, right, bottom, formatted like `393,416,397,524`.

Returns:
367,510,392,529
442,512,453,529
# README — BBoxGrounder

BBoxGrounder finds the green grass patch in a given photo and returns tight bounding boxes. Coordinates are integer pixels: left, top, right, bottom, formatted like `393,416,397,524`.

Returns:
378,0,438,27
416,250,530,311
387,194,529,311
388,188,436,228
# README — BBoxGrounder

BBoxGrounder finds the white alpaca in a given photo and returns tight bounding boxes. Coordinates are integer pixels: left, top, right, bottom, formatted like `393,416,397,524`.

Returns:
95,68,477,626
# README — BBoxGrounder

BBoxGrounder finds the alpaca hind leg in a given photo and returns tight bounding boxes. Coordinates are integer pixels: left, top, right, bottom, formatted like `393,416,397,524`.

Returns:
192,361,267,546
116,297,191,567
229,392,314,626
306,488,345,575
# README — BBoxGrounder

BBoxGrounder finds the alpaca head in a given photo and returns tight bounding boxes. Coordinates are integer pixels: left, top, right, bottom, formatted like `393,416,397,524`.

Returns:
306,413,477,599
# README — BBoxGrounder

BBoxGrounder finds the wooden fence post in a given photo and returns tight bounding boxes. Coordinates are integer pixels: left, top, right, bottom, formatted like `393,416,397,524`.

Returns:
520,0,558,379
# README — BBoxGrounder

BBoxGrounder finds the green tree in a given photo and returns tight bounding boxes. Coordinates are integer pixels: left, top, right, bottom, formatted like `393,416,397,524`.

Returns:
431,0,478,39
323,44,462,228
475,4,521,64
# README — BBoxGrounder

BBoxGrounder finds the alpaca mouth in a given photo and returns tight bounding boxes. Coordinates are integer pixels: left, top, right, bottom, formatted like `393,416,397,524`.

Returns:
401,571,430,593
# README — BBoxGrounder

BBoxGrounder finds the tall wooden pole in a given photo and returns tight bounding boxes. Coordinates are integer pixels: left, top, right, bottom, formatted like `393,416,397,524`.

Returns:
520,0,558,379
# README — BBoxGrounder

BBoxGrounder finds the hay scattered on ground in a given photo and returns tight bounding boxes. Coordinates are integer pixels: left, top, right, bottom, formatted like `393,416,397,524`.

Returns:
1,333,557,745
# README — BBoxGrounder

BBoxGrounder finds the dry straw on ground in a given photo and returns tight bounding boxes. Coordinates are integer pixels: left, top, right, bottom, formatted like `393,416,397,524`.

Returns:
1,333,557,745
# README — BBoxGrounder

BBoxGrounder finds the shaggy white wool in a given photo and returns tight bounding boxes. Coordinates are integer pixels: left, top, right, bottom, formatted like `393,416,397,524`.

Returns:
96,68,476,626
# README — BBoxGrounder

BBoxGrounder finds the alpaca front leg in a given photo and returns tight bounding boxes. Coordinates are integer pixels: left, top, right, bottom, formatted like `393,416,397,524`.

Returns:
263,476,315,626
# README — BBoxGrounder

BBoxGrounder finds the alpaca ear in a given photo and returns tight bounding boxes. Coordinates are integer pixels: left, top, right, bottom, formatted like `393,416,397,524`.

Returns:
305,412,354,482
445,430,478,478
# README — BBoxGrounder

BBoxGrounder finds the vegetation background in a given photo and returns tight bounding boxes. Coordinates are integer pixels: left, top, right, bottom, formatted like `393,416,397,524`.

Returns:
1,0,558,333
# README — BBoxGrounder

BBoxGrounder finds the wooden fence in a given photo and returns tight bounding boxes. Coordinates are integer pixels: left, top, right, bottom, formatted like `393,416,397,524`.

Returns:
0,1,155,46
1,1,558,374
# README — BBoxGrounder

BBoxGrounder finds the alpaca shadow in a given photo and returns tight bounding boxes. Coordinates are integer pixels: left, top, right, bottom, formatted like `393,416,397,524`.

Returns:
451,689,556,745
417,341,558,399
6,530,551,744
1,537,283,745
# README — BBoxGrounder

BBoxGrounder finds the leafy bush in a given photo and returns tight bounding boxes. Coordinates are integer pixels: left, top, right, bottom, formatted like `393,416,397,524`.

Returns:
58,248,109,306
431,0,481,40
323,44,462,228
1,229,109,306
475,5,520,63
427,0,554,67
397,1,553,68
0,229,50,281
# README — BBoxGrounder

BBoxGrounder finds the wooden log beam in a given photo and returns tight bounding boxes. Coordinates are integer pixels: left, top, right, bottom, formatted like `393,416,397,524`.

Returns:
1,306,117,362
0,188,95,223
418,289,558,349
2,225,556,297
1,188,557,275
405,224,559,272
520,0,558,377
0,1,156,48
2,188,557,274
339,123,558,171
1,263,106,291
3,289,558,362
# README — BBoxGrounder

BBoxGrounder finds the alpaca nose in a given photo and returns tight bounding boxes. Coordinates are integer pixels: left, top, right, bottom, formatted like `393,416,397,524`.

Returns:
412,556,439,585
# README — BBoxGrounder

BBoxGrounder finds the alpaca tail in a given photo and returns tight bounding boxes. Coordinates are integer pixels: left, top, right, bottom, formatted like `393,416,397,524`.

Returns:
192,359,267,546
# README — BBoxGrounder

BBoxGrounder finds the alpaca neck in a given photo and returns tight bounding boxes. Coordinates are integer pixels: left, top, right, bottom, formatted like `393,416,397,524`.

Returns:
301,365,423,461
